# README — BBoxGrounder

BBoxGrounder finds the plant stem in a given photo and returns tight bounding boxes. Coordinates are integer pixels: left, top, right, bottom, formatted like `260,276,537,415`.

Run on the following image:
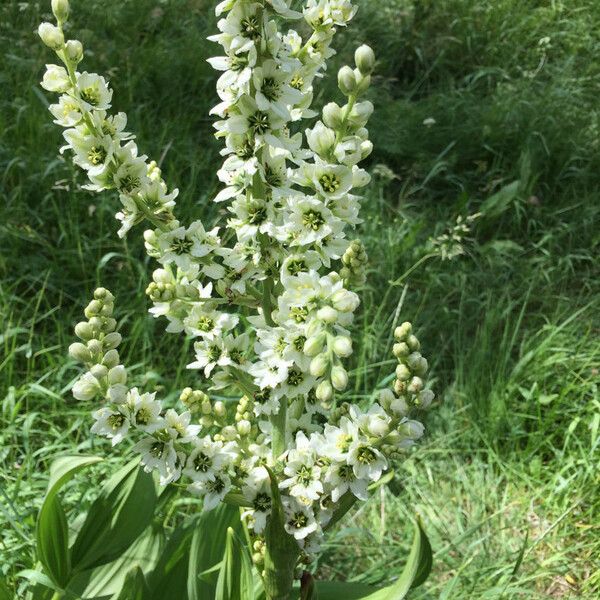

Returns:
271,396,287,459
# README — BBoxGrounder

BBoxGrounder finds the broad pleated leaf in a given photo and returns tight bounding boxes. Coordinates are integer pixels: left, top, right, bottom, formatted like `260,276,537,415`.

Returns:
36,494,71,588
112,566,148,600
45,456,103,502
70,459,157,573
187,504,241,600
215,527,253,600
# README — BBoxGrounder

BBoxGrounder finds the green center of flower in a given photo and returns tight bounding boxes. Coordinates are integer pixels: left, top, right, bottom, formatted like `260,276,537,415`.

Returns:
336,433,353,453
356,446,377,464
248,111,270,135
241,16,261,40
338,464,354,481
80,86,100,106
194,453,211,472
207,476,226,494
275,336,287,355
230,55,248,72
261,77,281,102
287,367,304,386
319,173,341,193
150,442,164,459
196,316,215,332
108,413,125,430
297,465,313,486
254,389,271,404
118,174,140,194
230,348,244,364
264,165,282,188
287,258,307,276
293,334,307,352
208,345,221,362
88,145,107,166
290,74,304,90
136,407,151,426
170,237,194,255
290,306,308,323
253,492,271,512
302,209,325,231
289,512,308,529
237,139,255,160
248,204,267,225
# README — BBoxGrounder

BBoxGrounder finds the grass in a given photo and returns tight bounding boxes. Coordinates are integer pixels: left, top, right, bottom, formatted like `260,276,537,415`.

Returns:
1,0,599,597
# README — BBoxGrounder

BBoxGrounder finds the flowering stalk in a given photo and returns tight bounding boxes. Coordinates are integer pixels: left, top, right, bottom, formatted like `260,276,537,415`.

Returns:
38,1,435,597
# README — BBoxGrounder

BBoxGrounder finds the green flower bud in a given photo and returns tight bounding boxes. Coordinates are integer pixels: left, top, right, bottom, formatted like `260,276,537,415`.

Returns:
72,374,99,401
395,363,411,381
87,339,103,355
317,306,338,324
322,102,344,129
108,365,127,385
304,333,326,357
355,71,371,96
417,389,435,409
408,376,423,394
102,332,122,350
310,354,329,378
355,44,375,75
407,334,420,351
202,399,212,415
75,321,94,341
316,379,333,403
94,287,114,302
394,322,412,341
331,289,359,312
222,425,237,441
393,342,410,358
51,0,70,23
378,388,395,410
332,336,352,358
348,101,374,128
331,365,349,391
38,22,64,50
90,364,108,380
85,300,102,318
102,349,120,369
69,342,92,363
337,66,357,96
237,420,251,436
214,401,226,418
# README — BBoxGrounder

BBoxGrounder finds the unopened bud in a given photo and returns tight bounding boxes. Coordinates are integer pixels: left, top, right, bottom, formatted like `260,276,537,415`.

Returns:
90,364,108,380
102,332,122,350
355,44,375,75
75,321,94,341
322,102,344,129
304,333,326,357
331,290,359,312
65,39,83,63
317,306,338,324
394,322,412,341
214,401,226,418
395,363,411,381
108,365,127,385
316,379,333,402
310,354,329,378
38,22,64,50
338,66,357,96
332,336,352,357
51,0,70,23
102,349,120,369
331,365,349,391
237,420,251,436
69,342,91,363
393,342,410,358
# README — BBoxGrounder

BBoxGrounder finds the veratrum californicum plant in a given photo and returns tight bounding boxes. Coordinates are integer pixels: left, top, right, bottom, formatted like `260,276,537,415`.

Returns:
38,0,435,596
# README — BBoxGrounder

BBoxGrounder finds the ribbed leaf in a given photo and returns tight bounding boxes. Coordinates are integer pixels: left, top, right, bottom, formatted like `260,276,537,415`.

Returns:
45,456,103,502
112,566,148,600
70,459,157,573
187,504,241,600
215,528,253,600
36,493,71,588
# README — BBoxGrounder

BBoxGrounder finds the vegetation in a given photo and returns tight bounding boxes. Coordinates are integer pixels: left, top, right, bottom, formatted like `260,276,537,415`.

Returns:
1,0,598,597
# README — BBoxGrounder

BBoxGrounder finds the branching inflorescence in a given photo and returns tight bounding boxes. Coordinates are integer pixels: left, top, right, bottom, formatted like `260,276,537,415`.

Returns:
39,0,434,590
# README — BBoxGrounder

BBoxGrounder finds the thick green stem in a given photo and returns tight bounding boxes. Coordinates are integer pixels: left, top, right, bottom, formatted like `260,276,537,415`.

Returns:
270,397,287,459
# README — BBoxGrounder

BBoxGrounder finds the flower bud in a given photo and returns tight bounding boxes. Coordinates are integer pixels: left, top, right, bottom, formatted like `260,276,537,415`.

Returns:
393,342,409,358
108,365,127,385
72,373,99,401
237,420,251,436
332,336,352,358
331,365,348,391
306,121,336,157
69,342,92,363
395,363,411,381
401,420,425,440
407,334,420,351
85,300,102,318
51,0,70,23
94,287,114,302
408,376,423,394
331,289,359,313
65,39,83,63
87,339,103,355
317,306,338,324
378,388,395,409
102,332,122,350
390,396,409,416
316,379,333,402
417,389,434,409
102,349,120,369
38,22,64,50
202,399,212,415
304,333,326,357
309,354,329,378
355,44,375,75
75,321,94,341
348,101,374,128
222,425,238,441
214,401,226,418
90,364,108,380
322,102,344,129
41,64,70,92
337,66,357,96
360,140,374,160
394,322,412,341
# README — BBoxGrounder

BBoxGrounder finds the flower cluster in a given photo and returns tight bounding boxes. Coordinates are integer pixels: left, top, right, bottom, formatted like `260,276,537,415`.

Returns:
40,0,435,558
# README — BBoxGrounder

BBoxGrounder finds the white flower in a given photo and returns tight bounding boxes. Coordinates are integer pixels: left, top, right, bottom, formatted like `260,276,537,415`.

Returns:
133,437,182,485
164,409,200,442
241,467,272,533
76,72,113,111
183,436,235,482
157,221,213,271
190,472,232,511
324,461,368,502
283,497,319,540
91,406,129,445
49,95,82,127
281,431,323,500
41,65,71,93
347,441,387,482
127,388,164,433
72,371,100,400
183,306,239,340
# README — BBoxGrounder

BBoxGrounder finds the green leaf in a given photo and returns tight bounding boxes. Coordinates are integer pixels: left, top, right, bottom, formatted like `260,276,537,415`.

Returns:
70,459,157,573
313,581,378,600
188,504,242,600
215,528,254,600
362,517,432,599
112,566,148,600
45,455,104,502
67,524,164,599
480,180,520,218
0,579,13,600
36,493,71,588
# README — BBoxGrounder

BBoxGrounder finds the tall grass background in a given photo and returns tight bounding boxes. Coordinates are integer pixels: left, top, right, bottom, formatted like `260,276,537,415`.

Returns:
1,0,598,597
